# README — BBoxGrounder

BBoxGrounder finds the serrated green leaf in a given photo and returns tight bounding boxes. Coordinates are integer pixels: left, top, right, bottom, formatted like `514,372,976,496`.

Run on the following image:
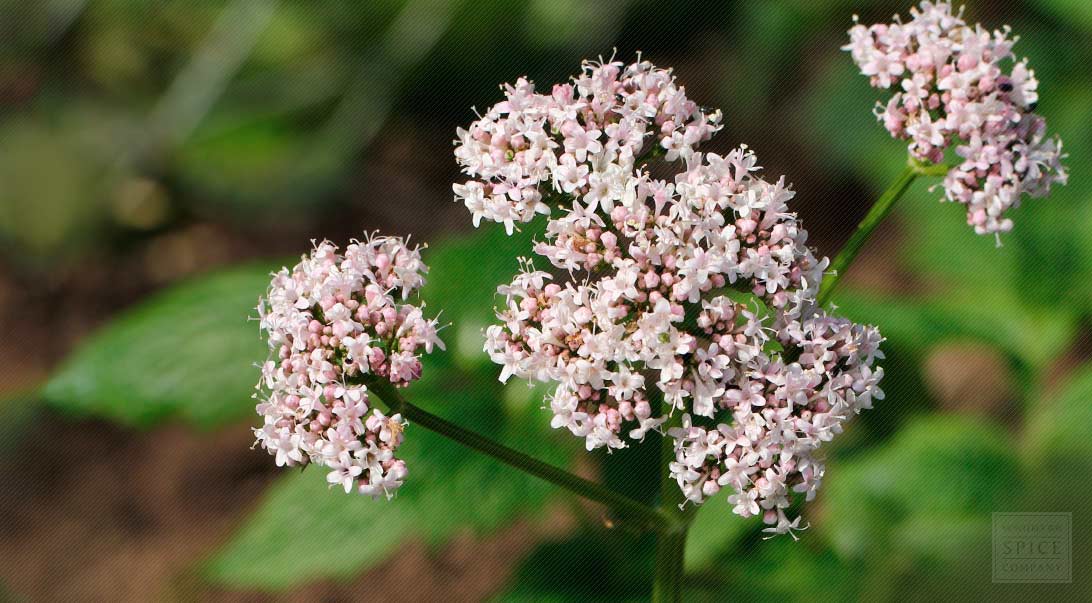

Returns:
42,264,275,429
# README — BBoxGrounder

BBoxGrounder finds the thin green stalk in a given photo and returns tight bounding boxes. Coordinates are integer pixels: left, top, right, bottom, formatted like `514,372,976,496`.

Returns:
363,376,677,532
817,159,948,306
652,413,691,603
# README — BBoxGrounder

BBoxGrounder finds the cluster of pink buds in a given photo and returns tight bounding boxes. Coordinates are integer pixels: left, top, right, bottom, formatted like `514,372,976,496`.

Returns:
844,1,1066,238
452,55,722,234
253,234,444,498
463,56,886,536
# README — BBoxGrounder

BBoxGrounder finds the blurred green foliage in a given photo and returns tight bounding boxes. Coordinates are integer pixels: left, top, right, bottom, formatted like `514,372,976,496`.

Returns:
205,364,572,589
43,221,586,589
43,264,274,428
8,0,1092,600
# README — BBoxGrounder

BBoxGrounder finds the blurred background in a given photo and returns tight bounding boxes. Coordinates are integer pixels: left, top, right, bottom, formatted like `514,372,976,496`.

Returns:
1,0,1089,600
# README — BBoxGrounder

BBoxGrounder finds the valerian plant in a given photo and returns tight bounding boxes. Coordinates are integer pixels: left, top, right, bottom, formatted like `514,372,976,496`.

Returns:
242,2,1064,602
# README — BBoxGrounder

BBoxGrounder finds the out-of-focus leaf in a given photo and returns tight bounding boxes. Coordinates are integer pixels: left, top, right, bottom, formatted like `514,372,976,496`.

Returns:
685,536,861,602
801,58,907,179
497,530,654,602
0,116,118,261
173,118,344,213
42,265,274,429
0,393,43,457
37,221,535,430
889,77,1092,320
684,497,758,573
897,175,1092,315
1028,0,1092,32
719,2,811,127
201,469,414,588
204,365,574,589
821,415,1021,561
1026,367,1092,470
420,222,543,370
835,291,1075,373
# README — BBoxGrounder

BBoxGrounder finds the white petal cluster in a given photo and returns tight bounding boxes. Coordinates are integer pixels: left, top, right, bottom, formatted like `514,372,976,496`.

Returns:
475,121,884,533
253,234,444,498
844,1,1067,237
453,56,722,234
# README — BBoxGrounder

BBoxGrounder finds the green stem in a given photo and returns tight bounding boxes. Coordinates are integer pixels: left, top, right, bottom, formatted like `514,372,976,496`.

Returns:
652,529,688,603
363,376,676,532
817,159,948,306
652,412,691,603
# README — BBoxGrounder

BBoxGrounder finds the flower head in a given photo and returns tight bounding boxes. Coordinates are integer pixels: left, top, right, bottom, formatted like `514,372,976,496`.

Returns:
453,55,723,233
253,233,443,498
484,140,885,534
844,1,1067,238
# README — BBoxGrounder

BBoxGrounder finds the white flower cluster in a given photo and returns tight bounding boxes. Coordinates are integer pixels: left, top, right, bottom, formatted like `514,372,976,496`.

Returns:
453,56,722,234
844,1,1067,237
253,234,444,498
467,81,886,535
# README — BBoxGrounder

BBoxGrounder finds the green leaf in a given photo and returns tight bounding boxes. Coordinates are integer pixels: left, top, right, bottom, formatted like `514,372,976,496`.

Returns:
42,264,275,429
1029,0,1092,32
37,218,539,431
498,530,655,602
1026,367,1092,471
892,144,1092,321
835,291,1075,373
204,225,578,589
820,415,1021,561
684,497,758,572
0,115,119,262
416,221,545,374
802,57,907,178
685,536,861,602
204,365,575,589
0,393,44,457
202,469,414,588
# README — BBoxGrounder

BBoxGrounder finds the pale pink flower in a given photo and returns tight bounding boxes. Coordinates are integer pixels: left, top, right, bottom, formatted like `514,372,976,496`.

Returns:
253,233,443,498
845,1,1067,239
